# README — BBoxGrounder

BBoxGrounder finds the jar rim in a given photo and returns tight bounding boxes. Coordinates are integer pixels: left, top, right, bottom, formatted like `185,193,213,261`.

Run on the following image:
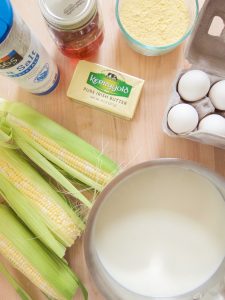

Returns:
39,0,97,29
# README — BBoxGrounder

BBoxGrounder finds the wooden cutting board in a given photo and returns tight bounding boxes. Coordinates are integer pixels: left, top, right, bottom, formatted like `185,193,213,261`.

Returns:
1,0,224,299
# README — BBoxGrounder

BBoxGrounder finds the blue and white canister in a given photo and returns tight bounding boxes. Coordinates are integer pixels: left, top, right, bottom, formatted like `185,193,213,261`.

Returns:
0,0,60,95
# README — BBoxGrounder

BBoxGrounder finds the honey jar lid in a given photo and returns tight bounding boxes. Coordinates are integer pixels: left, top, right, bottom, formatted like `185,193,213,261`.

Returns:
39,0,97,29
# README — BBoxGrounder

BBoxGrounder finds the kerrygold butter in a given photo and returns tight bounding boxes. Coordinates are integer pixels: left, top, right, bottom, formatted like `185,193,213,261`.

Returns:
67,61,144,120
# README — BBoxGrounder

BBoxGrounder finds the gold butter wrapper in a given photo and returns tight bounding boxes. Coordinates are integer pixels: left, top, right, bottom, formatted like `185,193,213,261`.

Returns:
67,61,145,120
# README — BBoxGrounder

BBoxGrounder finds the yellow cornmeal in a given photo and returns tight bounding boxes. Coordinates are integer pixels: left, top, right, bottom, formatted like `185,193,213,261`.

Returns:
120,0,190,46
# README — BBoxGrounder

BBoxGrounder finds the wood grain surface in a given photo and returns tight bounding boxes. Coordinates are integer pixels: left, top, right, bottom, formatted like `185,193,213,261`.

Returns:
1,0,224,299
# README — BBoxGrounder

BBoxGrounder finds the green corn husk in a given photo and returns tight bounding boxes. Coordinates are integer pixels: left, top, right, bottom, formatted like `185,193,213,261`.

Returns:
0,205,87,300
0,261,32,300
0,148,85,258
0,99,119,193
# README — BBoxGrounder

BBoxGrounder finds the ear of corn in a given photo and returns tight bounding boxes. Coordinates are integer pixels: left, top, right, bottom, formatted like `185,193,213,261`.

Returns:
10,116,112,191
0,99,119,192
0,261,32,300
0,173,65,258
12,122,104,191
16,138,92,208
0,148,85,258
0,205,87,300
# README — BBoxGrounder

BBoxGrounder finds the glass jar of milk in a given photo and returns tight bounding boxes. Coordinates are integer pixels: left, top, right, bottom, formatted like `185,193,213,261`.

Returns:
85,159,225,300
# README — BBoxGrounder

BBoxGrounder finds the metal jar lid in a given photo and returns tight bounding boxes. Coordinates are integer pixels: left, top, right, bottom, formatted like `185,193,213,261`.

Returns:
39,0,97,30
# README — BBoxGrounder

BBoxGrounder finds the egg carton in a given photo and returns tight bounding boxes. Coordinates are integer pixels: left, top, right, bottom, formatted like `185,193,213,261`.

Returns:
163,0,225,149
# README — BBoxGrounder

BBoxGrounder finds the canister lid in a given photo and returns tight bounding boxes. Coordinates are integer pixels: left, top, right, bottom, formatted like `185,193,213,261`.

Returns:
0,0,13,43
39,0,97,30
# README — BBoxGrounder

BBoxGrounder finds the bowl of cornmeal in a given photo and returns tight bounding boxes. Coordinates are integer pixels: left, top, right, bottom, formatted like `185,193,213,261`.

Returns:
116,0,199,56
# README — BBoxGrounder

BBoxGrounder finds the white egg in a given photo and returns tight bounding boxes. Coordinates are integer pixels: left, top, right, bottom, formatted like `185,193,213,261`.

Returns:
209,80,225,110
168,103,199,134
198,114,225,136
178,70,211,102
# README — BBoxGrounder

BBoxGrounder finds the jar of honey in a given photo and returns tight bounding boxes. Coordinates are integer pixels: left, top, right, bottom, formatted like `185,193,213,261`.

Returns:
39,0,104,59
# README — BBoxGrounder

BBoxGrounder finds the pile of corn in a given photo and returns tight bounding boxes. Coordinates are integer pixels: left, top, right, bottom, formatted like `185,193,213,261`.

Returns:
0,99,119,299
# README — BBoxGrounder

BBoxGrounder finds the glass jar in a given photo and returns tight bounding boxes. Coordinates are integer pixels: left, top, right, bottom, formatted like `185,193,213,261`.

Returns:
39,0,104,59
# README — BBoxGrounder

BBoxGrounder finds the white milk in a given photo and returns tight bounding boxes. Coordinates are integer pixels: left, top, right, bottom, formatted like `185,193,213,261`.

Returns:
94,166,225,298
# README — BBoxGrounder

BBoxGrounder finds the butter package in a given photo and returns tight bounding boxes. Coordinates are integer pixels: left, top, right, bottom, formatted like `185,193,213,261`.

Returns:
163,0,225,149
67,61,144,120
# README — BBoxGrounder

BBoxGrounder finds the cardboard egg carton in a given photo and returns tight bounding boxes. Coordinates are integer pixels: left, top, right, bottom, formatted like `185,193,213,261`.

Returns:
163,0,225,149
